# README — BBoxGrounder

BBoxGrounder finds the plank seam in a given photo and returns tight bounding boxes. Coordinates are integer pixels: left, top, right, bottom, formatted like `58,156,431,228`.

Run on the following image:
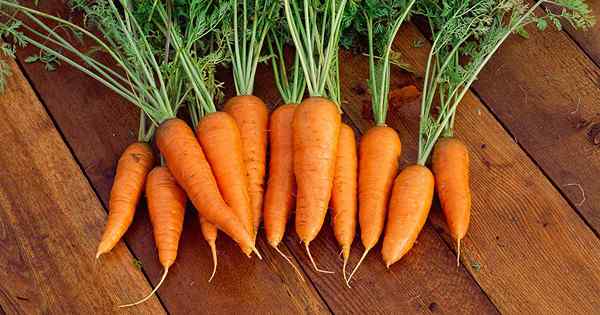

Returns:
12,58,171,314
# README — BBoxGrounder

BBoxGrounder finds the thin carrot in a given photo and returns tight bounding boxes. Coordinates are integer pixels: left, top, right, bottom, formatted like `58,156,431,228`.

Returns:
196,111,254,246
381,165,434,268
119,166,186,308
432,137,471,266
294,97,341,273
224,96,269,240
348,126,401,281
96,142,154,258
156,118,259,257
264,104,297,248
198,215,218,282
330,123,358,286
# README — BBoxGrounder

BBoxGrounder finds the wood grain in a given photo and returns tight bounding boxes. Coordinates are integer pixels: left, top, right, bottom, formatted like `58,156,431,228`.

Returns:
0,58,165,314
471,16,600,234
551,1,600,67
386,24,600,314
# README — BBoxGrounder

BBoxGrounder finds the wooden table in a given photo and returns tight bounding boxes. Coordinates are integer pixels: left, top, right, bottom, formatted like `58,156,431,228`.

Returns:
1,2,599,314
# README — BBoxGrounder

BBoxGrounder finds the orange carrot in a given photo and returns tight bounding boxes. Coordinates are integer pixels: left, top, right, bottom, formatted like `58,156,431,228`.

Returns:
330,123,358,285
196,111,254,244
294,97,341,273
155,118,258,257
262,104,305,281
198,215,218,282
119,166,186,307
348,126,401,280
96,142,154,258
381,165,434,268
225,95,269,240
432,137,471,266
264,104,297,247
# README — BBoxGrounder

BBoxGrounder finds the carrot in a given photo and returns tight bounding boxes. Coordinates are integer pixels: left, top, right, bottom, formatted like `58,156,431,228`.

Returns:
381,165,434,268
196,111,254,245
155,118,259,257
264,104,297,247
96,142,154,258
119,166,186,307
348,126,401,281
224,96,269,241
198,215,219,282
294,97,341,273
330,123,358,285
432,137,471,266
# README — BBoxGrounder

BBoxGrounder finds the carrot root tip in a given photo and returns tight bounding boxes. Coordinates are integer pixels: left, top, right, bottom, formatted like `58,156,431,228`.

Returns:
342,248,351,288
274,245,305,282
456,238,461,269
208,241,218,283
252,247,263,260
118,267,169,308
305,243,334,274
347,248,370,283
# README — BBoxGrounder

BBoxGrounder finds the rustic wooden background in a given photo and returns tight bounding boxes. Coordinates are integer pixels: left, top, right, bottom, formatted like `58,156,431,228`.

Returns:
1,1,599,314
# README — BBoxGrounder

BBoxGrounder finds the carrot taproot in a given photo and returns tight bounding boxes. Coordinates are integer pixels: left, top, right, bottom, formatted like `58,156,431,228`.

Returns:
348,126,401,280
96,142,154,258
198,215,218,282
381,165,434,268
225,95,269,240
196,111,254,243
155,118,259,258
330,123,358,285
119,166,186,307
432,137,471,266
294,97,341,273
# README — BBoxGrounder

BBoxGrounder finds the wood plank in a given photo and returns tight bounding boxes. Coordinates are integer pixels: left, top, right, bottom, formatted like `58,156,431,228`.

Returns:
14,2,499,314
12,2,330,314
383,24,600,314
552,1,600,67
470,13,600,234
0,58,164,314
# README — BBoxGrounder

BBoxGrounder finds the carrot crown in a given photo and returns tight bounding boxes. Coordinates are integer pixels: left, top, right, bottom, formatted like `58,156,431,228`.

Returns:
227,0,278,96
283,0,349,106
415,0,594,165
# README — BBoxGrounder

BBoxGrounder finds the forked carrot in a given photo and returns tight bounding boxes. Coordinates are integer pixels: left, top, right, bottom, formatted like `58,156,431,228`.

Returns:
156,118,259,257
119,166,186,307
96,142,154,258
348,126,401,281
225,96,269,241
198,215,218,282
330,123,358,286
196,111,254,246
381,165,434,268
432,137,471,266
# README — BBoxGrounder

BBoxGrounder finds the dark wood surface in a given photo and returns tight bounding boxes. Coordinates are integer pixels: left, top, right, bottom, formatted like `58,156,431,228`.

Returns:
1,1,600,314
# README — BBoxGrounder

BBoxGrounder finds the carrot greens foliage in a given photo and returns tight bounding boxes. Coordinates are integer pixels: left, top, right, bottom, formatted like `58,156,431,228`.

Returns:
415,0,595,165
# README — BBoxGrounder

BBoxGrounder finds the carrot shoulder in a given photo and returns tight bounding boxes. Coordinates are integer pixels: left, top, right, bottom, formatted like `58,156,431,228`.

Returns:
381,165,434,268
97,142,154,258
156,118,256,256
225,95,269,240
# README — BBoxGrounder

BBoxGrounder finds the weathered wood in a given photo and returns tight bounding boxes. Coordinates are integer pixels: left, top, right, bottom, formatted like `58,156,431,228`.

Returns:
387,24,600,314
470,16,600,234
0,58,165,314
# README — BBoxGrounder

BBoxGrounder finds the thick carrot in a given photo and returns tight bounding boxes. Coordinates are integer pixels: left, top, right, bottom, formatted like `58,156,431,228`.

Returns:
264,104,297,247
198,215,218,282
330,123,358,285
96,142,154,258
348,126,401,280
120,166,186,307
196,111,254,242
155,118,258,257
381,165,434,268
225,95,269,240
432,137,471,266
294,97,341,273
